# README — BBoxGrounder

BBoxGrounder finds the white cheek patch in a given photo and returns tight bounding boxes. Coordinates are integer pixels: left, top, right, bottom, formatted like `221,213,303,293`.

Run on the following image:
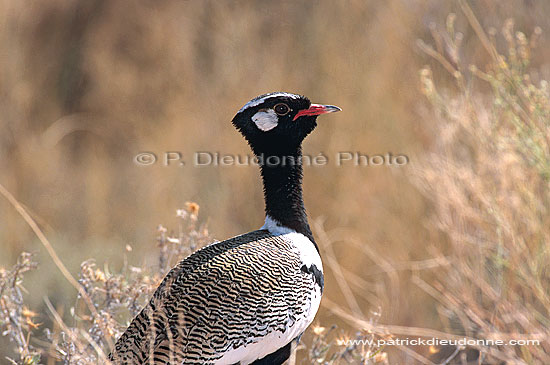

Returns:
252,109,278,131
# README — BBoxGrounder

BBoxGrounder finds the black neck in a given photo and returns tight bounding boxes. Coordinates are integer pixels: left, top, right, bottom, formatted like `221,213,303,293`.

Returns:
258,146,316,247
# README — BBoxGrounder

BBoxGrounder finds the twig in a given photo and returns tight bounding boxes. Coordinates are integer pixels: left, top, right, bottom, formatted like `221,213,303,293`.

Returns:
324,227,401,321
458,0,498,60
313,218,365,319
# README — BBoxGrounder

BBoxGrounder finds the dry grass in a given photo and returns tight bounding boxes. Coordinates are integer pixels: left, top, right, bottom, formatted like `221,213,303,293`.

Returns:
1,0,550,364
319,2,550,363
1,201,211,364
0,252,40,364
412,5,550,362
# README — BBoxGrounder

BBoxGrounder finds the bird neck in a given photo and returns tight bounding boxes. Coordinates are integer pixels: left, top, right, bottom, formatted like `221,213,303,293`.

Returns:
258,146,316,246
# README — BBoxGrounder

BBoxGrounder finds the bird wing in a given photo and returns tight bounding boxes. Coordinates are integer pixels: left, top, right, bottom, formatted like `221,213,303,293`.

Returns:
109,230,319,365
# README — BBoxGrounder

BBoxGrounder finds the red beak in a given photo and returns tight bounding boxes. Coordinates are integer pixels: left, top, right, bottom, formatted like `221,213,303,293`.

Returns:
293,104,342,121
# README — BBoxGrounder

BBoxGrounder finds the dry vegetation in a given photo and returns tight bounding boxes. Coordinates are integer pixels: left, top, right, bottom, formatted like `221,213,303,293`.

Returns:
413,9,550,363
1,0,549,364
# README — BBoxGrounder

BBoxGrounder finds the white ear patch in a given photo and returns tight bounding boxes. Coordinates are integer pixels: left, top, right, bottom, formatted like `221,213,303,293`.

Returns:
252,109,278,131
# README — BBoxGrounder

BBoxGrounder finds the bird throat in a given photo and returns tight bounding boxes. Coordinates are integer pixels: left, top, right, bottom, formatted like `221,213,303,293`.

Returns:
258,146,316,247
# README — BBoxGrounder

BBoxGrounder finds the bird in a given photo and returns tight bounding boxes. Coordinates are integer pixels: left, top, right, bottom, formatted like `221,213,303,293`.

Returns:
108,92,341,364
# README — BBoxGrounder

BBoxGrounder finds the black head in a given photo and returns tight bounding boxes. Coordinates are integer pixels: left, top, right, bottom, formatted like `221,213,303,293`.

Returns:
232,92,341,155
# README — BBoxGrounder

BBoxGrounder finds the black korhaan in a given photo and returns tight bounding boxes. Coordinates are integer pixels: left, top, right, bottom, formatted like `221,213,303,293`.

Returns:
109,92,341,364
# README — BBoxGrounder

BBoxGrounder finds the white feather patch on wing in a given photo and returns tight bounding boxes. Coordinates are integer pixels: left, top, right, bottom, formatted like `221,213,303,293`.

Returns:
252,109,279,131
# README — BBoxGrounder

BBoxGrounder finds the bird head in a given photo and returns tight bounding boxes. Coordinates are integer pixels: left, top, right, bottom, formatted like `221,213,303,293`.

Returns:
232,92,341,155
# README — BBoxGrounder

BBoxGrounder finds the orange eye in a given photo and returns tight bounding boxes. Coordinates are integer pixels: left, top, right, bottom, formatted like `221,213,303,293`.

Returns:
273,103,290,116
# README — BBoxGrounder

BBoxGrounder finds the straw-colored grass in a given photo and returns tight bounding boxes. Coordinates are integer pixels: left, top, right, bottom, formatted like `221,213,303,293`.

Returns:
1,1,549,364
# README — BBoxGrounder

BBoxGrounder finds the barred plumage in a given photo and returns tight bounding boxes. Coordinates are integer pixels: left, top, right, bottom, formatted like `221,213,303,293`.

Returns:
109,230,322,364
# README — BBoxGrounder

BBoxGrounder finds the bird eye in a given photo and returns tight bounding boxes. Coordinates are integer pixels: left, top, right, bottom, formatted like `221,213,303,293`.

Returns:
273,103,290,116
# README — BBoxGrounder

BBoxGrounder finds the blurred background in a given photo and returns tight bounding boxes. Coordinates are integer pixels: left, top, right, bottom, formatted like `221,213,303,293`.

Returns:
1,0,549,363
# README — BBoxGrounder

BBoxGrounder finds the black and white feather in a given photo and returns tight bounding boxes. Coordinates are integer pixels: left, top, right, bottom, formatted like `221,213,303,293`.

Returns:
109,92,340,364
